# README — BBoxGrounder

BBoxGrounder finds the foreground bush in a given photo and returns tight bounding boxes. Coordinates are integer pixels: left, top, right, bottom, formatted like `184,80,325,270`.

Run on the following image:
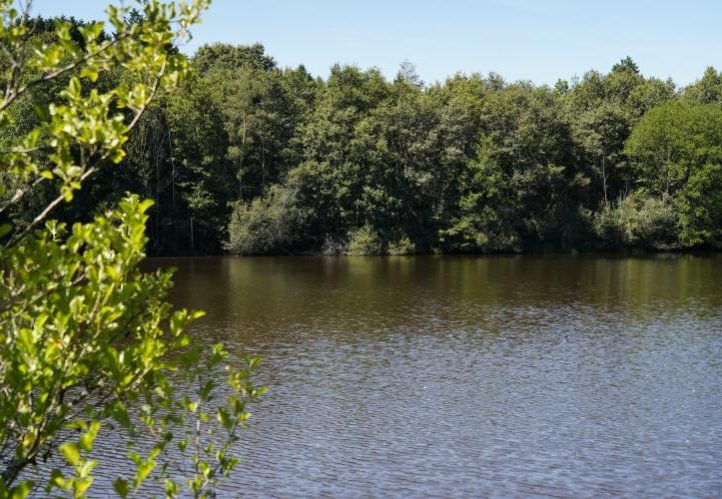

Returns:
0,2,263,497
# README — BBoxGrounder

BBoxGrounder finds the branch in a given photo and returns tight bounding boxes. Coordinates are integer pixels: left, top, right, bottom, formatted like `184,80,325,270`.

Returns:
7,165,97,246
0,176,46,216
1,0,33,107
6,58,168,247
1,31,129,113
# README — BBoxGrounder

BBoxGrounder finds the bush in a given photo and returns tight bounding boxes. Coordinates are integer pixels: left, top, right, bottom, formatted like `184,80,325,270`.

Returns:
593,193,679,250
225,185,306,255
0,3,267,497
321,236,345,256
345,224,384,255
388,235,416,255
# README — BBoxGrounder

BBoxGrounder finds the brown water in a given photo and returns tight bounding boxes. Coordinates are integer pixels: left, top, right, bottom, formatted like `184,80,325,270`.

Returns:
114,255,722,496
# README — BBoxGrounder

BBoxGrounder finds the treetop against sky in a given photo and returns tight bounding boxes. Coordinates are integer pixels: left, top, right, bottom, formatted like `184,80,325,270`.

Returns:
33,0,722,87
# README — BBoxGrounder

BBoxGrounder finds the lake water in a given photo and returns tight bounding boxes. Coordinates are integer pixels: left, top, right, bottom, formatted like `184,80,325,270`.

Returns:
160,255,722,496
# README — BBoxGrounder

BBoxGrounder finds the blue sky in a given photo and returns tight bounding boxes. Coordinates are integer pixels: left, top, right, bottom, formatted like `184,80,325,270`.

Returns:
32,0,722,87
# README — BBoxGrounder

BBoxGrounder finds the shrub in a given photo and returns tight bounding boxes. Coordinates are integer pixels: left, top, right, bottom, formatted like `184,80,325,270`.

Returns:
594,193,678,250
388,235,416,255
345,224,384,255
321,236,345,256
0,3,264,497
226,185,306,255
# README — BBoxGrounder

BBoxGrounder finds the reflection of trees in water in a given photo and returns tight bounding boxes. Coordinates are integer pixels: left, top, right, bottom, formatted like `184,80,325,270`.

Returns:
155,254,722,347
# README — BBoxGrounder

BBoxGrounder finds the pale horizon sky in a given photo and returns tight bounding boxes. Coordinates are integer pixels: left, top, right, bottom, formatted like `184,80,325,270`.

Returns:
32,0,722,87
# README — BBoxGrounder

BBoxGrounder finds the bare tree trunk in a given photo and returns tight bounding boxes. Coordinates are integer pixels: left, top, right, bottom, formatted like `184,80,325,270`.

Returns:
602,157,608,205
238,117,248,199
169,127,176,209
190,216,194,254
261,134,266,189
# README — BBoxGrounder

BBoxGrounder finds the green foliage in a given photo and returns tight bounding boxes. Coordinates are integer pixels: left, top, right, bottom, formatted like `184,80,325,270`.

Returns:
206,58,720,255
625,101,722,196
593,192,679,250
441,145,522,253
8,33,722,259
0,2,264,497
625,101,722,248
225,184,306,254
388,235,416,256
104,42,319,254
571,102,630,204
193,43,277,74
345,224,384,256
683,67,722,104
677,163,722,247
0,0,203,236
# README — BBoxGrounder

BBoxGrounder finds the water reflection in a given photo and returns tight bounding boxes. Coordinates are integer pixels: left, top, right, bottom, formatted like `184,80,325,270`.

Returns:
151,255,722,496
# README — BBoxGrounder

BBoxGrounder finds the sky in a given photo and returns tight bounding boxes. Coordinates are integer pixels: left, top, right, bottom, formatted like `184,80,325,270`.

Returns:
32,0,722,87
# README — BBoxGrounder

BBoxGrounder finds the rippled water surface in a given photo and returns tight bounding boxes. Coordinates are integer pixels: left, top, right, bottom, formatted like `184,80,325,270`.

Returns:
140,256,722,495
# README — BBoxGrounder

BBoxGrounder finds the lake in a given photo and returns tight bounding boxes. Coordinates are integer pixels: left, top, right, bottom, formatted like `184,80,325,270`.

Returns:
160,255,722,496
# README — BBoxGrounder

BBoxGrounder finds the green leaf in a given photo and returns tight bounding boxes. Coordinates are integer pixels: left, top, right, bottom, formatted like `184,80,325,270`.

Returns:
9,480,34,499
48,469,65,490
60,443,81,466
134,459,156,491
113,478,130,498
74,476,94,496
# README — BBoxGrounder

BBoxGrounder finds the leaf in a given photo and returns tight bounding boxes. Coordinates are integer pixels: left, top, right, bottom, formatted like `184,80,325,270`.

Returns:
200,379,216,399
113,478,130,498
48,469,66,490
74,476,94,496
9,480,34,499
78,422,100,452
134,460,156,491
60,443,81,466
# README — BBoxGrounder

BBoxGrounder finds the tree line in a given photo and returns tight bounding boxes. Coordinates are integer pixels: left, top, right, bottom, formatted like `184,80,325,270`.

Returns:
5,18,722,256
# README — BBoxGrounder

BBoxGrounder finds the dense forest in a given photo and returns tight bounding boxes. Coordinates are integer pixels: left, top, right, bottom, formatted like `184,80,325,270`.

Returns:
4,16,722,256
